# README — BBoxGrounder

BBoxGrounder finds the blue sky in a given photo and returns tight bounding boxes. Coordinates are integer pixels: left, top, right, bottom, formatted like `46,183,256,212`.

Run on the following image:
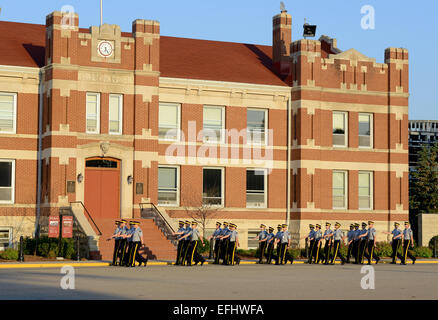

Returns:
0,0,435,119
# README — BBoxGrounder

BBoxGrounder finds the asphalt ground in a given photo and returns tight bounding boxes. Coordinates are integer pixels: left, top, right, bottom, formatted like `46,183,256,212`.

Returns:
0,262,436,300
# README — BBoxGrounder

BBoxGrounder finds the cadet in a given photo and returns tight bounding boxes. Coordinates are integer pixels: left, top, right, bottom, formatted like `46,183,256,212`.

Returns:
363,221,380,265
383,222,404,264
126,221,148,267
265,227,276,264
209,222,222,264
220,222,231,265
276,224,294,265
274,224,283,263
255,224,268,264
116,219,128,266
106,220,121,266
313,224,325,264
122,221,135,266
352,223,361,264
346,224,355,264
226,223,240,265
330,222,346,265
357,222,369,264
179,221,205,266
172,221,186,265
302,224,316,264
322,222,334,265
180,220,192,266
401,221,416,265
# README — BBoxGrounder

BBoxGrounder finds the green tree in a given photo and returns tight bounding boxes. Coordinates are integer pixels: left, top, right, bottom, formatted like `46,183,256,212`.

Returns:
410,143,438,213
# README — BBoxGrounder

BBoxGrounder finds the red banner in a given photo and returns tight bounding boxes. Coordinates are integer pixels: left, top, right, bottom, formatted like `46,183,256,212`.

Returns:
48,216,60,238
62,216,73,238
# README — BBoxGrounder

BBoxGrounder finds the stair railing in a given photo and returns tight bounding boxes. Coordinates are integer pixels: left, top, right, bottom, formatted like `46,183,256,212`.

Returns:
139,202,177,246
70,201,102,236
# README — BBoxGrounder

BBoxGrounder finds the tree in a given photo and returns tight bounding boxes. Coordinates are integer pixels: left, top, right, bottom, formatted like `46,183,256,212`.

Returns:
410,143,438,214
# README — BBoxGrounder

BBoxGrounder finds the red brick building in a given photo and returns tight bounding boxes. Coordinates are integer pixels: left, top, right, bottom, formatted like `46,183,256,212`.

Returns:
0,9,408,259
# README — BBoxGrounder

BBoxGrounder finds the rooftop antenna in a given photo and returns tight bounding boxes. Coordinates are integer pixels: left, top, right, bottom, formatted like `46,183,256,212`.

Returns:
100,0,103,26
280,1,287,13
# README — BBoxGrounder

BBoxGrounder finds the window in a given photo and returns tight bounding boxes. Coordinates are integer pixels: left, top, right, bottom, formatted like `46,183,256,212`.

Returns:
246,169,267,208
359,113,373,148
247,109,267,144
86,93,100,134
359,171,373,210
159,103,180,141
109,94,123,134
0,93,16,133
247,230,260,249
0,227,12,250
332,170,347,209
158,166,179,206
203,106,225,143
333,111,348,147
0,160,15,204
203,168,224,206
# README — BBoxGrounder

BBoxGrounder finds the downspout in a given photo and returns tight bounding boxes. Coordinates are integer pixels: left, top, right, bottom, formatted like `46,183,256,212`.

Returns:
286,94,291,227
35,68,44,237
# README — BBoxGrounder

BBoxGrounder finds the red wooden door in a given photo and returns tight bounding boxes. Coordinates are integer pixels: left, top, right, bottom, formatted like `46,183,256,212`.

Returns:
84,158,120,220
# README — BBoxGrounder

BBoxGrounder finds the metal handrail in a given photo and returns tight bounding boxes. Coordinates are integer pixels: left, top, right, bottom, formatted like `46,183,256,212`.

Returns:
70,201,102,236
139,202,175,234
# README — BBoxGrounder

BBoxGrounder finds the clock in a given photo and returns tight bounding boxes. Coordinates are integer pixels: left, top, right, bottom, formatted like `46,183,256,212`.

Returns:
97,40,114,58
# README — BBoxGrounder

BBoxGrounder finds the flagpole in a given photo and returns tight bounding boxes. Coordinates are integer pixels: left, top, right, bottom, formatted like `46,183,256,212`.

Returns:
100,0,103,25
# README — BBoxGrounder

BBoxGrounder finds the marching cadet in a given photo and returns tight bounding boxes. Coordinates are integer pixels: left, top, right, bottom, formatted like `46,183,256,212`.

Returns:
214,222,227,264
122,221,135,266
126,221,148,267
352,223,361,264
313,224,325,264
226,223,240,265
322,222,334,265
209,222,222,264
172,221,186,265
255,224,268,264
274,224,282,263
220,222,231,265
401,221,417,265
117,219,128,266
180,220,192,266
265,227,276,264
363,221,380,265
357,222,369,264
301,224,316,264
106,220,121,266
179,221,205,266
383,222,404,264
346,224,355,264
276,224,294,265
330,222,346,265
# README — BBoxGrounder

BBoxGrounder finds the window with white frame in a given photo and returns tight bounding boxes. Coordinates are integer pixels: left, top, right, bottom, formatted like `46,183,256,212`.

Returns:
203,168,224,206
247,230,260,249
246,169,267,208
333,111,348,147
332,170,347,209
0,160,15,204
203,106,225,143
86,93,100,134
359,113,373,148
0,93,16,133
0,227,12,250
247,109,267,144
159,103,180,141
158,166,179,206
109,94,123,134
358,171,373,210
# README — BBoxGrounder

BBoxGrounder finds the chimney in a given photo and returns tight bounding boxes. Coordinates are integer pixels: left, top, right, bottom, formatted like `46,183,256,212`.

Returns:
272,9,292,76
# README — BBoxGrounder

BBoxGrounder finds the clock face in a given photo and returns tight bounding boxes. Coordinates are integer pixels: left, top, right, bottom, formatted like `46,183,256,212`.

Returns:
98,41,114,58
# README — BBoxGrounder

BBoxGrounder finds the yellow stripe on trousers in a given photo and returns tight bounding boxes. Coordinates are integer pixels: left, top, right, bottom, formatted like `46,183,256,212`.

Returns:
404,240,410,263
132,244,138,267
370,243,374,262
333,242,339,262
315,242,320,263
282,244,287,263
191,242,198,265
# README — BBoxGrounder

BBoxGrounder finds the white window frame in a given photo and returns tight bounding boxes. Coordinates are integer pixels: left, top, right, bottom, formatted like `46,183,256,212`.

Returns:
0,92,17,134
157,165,180,207
202,167,225,207
0,159,15,204
108,94,123,135
0,227,12,250
358,113,373,149
332,170,348,210
358,171,373,210
247,230,261,249
247,108,268,146
158,102,181,142
332,111,348,148
246,168,267,208
203,105,225,144
86,92,100,134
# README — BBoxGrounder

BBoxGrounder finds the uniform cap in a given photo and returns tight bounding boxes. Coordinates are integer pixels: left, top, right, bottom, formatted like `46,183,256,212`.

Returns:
178,220,184,225
326,222,331,226
309,224,315,228
282,224,288,228
394,222,400,226
191,221,198,226
335,222,341,227
354,223,360,227
368,221,374,224
185,220,191,224
260,224,266,228
268,227,274,232
120,219,128,223
404,221,409,225
361,222,367,227
216,222,222,226
223,222,229,226
316,224,321,228
350,224,354,227
115,220,121,224
277,224,282,228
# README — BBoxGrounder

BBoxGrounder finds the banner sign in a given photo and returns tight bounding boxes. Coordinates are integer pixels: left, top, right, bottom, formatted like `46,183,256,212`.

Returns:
48,216,60,238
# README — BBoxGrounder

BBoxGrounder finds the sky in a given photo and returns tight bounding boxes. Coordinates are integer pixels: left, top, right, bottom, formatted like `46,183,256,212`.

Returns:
0,0,435,120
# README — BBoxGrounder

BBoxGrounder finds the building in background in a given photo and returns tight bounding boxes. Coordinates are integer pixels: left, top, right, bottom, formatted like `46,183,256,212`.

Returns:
408,120,438,172
0,8,409,258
